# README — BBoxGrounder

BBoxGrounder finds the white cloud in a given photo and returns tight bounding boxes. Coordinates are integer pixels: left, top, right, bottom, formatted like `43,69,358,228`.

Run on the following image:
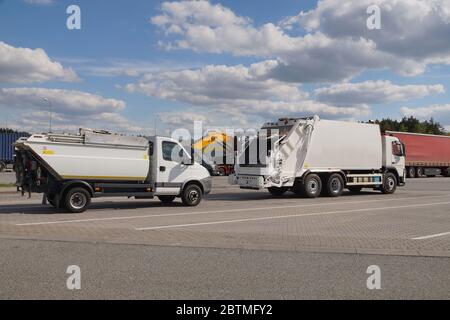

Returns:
0,42,78,83
0,88,124,115
1,88,145,133
125,63,369,127
401,104,450,126
126,63,308,104
23,0,54,5
315,81,445,106
151,1,450,83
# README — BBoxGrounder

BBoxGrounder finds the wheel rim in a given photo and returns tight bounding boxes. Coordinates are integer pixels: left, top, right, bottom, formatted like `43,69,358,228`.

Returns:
70,192,87,210
308,179,319,194
330,178,341,193
386,177,395,191
409,168,414,177
188,189,199,203
417,168,423,176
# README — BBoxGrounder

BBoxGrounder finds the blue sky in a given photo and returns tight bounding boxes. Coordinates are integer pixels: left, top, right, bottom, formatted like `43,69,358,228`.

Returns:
1,0,450,134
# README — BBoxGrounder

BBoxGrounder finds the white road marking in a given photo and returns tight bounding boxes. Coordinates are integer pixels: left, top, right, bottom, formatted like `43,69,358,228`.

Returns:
13,194,450,227
412,232,450,240
136,201,450,231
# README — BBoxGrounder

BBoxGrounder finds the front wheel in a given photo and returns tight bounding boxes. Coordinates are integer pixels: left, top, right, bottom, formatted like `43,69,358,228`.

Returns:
381,173,397,194
181,184,203,206
64,187,91,213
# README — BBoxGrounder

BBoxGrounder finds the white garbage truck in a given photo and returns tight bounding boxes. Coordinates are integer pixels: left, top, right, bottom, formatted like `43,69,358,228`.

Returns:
13,129,211,213
229,116,406,197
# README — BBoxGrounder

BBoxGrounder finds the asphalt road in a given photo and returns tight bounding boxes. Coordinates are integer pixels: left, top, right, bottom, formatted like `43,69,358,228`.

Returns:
0,176,449,299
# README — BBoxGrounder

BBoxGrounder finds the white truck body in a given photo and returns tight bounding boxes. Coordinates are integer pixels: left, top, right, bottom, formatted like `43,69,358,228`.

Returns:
230,116,406,197
14,130,211,212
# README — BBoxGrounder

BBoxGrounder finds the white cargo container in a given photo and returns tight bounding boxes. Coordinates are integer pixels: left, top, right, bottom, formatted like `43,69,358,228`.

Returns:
14,129,211,213
229,116,406,197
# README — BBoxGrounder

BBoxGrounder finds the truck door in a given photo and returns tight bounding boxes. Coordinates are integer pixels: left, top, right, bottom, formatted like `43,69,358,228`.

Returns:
155,138,191,195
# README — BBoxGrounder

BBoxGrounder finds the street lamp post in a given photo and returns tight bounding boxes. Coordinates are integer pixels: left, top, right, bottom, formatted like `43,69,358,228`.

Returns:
43,98,52,133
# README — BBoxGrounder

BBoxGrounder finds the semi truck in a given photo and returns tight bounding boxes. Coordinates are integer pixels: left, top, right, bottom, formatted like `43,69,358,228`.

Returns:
385,131,450,178
0,132,29,172
13,129,211,213
229,116,406,197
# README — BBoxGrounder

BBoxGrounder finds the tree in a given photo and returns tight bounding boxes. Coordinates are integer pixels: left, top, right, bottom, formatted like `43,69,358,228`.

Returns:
372,116,447,135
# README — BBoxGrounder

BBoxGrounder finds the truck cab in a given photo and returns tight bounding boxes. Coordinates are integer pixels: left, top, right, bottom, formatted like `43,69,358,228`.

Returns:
382,135,406,186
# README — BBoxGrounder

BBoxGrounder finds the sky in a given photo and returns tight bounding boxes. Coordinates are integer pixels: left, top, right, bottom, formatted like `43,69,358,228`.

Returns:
1,0,450,135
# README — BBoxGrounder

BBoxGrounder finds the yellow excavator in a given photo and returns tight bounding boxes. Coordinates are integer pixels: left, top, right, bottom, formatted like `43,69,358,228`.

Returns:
192,131,235,176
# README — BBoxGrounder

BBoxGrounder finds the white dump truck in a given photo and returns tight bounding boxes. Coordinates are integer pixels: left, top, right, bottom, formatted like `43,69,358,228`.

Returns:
229,116,406,197
13,129,211,213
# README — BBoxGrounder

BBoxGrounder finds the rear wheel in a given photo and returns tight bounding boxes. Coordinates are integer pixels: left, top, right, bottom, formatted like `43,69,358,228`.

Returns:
0,161,5,172
268,187,289,197
302,174,322,198
416,167,424,178
325,174,344,197
181,184,202,206
158,195,176,204
381,173,397,194
64,187,91,213
407,167,416,178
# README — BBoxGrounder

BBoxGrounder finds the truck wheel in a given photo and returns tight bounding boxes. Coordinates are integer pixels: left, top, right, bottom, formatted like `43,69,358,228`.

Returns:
443,168,450,177
348,186,362,194
181,184,202,206
325,174,344,197
407,167,416,179
268,187,289,197
381,173,397,194
64,187,91,213
0,161,6,172
158,195,176,204
302,174,322,198
416,167,424,178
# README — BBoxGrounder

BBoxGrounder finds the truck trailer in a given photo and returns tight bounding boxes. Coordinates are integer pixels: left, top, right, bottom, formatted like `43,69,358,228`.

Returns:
229,116,406,197
0,132,29,172
13,129,211,213
385,131,450,178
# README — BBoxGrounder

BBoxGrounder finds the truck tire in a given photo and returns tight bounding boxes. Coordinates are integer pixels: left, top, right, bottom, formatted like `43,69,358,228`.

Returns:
63,187,91,213
158,195,176,204
416,167,424,178
0,161,5,172
325,174,344,197
407,167,416,179
302,174,322,198
268,187,289,197
181,184,202,206
381,173,397,194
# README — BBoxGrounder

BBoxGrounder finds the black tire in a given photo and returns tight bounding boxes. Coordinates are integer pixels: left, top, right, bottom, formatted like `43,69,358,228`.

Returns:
325,174,344,197
158,195,176,204
63,187,91,213
348,186,363,194
381,173,397,194
181,184,202,206
268,187,289,197
443,168,450,177
416,167,424,178
302,174,322,198
0,161,5,172
407,167,416,179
